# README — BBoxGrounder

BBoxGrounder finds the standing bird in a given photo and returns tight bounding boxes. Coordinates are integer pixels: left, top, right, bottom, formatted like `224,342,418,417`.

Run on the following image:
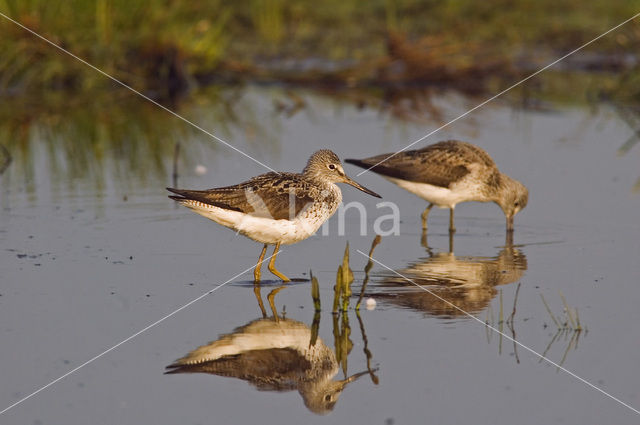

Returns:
346,140,528,233
167,150,381,282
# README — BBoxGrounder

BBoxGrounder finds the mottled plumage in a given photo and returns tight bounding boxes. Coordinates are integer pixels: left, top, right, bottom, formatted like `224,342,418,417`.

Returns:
168,150,380,282
168,172,326,220
165,318,366,415
346,140,528,232
374,242,527,317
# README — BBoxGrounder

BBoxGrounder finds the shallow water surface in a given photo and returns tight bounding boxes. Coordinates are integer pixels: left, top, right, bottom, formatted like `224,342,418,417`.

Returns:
1,87,640,424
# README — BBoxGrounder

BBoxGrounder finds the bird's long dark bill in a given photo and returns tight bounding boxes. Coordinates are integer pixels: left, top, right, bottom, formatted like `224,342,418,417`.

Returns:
344,176,381,198
340,370,372,385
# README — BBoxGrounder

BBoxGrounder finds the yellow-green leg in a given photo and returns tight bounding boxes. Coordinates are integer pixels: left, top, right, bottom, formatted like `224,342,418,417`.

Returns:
268,242,291,282
421,203,434,230
449,208,456,233
254,244,268,283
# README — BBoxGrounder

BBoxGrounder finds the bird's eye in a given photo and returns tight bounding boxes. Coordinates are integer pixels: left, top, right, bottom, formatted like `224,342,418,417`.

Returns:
328,164,336,170
514,202,519,207
325,394,332,401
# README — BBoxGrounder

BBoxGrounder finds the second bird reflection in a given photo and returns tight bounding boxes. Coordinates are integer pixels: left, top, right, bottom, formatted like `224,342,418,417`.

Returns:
165,286,370,415
373,234,527,318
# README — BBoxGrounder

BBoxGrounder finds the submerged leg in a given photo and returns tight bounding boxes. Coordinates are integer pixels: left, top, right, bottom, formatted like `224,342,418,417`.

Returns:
420,228,429,250
254,244,268,283
421,203,434,230
420,228,434,257
268,242,291,282
449,208,456,233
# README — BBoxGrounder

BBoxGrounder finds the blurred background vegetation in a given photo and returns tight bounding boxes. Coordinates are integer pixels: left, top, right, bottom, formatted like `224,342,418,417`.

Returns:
2,0,640,100
1,0,640,191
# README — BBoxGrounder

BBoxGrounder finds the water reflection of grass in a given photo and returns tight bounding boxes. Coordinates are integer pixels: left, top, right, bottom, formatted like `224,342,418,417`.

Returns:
485,289,586,366
485,283,522,363
0,92,188,192
0,142,10,175
2,82,638,198
0,87,280,194
609,103,640,192
327,239,380,383
539,292,585,369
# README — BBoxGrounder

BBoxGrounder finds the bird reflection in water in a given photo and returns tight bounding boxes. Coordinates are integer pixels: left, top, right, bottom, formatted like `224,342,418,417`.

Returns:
373,232,527,318
165,285,373,415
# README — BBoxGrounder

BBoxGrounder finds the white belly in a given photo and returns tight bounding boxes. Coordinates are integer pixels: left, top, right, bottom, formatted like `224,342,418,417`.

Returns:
385,177,481,208
179,199,335,245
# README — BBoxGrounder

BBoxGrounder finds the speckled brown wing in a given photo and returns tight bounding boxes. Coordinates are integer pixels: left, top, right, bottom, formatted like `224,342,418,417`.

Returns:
165,347,309,391
167,172,316,220
346,140,496,189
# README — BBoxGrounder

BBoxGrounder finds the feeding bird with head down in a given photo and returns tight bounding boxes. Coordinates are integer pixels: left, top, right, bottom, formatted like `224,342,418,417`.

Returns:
346,140,528,233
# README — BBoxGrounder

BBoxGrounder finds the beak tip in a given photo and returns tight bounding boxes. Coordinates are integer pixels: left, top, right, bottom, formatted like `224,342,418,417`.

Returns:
364,188,382,198
344,176,382,199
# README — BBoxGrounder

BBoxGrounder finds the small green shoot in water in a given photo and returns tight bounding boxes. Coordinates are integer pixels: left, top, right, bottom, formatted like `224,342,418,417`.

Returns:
356,235,382,310
310,270,321,312
333,242,354,313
